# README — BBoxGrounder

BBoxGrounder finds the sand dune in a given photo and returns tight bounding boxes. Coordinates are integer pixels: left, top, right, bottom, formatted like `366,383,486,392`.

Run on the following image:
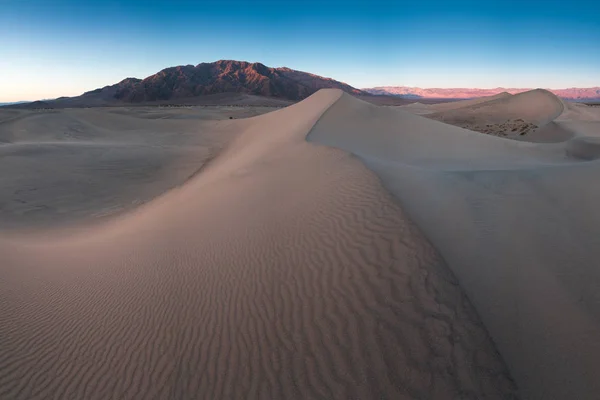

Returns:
429,92,514,112
308,91,600,400
511,121,574,143
0,106,279,228
0,91,517,399
559,100,600,122
514,100,600,143
398,93,513,116
3,88,598,399
308,91,567,169
414,90,565,140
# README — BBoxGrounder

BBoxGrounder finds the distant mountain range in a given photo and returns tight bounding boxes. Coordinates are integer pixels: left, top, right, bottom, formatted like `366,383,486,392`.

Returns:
363,86,600,101
4,62,598,109
5,60,365,108
0,101,31,106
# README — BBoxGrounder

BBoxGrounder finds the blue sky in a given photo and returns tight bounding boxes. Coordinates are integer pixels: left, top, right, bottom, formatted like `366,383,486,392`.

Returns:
1,0,599,101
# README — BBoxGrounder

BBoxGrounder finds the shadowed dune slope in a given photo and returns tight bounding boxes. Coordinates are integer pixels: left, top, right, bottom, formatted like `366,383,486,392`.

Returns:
0,90,517,399
308,92,600,400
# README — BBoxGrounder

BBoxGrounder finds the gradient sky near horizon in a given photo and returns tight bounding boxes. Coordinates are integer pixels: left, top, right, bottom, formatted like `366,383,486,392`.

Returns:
1,0,599,101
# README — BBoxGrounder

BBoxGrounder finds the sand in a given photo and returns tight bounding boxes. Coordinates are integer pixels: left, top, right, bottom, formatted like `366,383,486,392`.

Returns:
415,91,600,144
398,93,513,116
0,106,279,228
4,87,599,399
419,90,565,139
429,92,514,112
0,92,518,399
308,90,600,400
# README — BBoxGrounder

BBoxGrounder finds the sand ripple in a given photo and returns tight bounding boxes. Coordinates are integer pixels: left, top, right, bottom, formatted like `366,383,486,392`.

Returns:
0,90,517,399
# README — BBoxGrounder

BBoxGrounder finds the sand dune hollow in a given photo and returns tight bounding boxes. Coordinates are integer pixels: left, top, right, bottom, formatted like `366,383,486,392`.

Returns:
0,91,521,399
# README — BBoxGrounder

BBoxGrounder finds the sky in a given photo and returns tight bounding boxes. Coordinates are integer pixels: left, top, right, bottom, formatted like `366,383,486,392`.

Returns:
1,0,599,101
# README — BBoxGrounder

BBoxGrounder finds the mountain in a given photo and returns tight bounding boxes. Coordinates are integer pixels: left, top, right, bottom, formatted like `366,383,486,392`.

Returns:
0,101,31,106
363,86,600,101
114,60,364,102
5,60,364,108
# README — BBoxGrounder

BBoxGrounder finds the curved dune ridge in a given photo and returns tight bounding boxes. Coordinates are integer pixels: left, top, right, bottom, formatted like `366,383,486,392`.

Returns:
308,92,600,400
0,90,518,399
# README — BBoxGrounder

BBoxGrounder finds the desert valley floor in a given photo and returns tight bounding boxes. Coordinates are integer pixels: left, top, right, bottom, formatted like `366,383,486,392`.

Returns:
1,90,600,399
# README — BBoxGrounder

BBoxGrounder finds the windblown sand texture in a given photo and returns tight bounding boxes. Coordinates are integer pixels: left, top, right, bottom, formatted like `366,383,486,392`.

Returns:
3,88,600,400
0,91,520,399
308,90,600,400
